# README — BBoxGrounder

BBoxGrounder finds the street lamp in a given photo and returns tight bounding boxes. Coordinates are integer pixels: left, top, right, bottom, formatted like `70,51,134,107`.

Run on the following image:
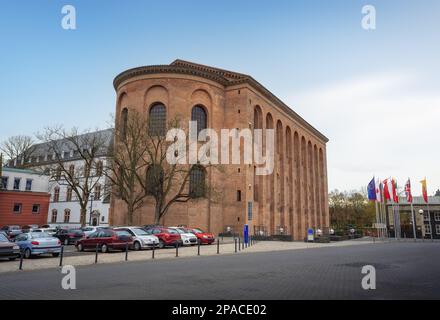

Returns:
88,194,94,226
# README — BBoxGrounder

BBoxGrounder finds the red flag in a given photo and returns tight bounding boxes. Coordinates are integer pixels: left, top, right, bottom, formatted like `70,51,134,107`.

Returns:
405,179,413,203
383,178,392,201
392,178,399,203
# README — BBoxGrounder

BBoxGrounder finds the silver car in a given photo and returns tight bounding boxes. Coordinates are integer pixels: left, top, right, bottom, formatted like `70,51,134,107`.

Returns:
114,227,159,250
15,232,62,259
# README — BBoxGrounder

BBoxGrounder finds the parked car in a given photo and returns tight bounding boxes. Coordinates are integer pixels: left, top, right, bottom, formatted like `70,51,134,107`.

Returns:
185,228,216,245
144,227,182,249
80,226,100,237
53,228,85,245
114,227,159,251
1,225,22,239
40,224,61,230
33,228,57,236
169,227,198,246
14,232,61,259
76,229,133,253
0,232,21,261
21,225,39,233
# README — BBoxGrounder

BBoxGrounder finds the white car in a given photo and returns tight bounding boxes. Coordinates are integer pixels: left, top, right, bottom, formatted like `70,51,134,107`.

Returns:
115,227,159,250
33,228,58,236
81,226,100,237
169,227,198,246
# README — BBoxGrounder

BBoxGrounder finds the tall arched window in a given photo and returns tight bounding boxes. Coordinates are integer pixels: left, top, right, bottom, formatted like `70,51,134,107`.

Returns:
148,103,166,136
51,209,58,223
64,209,71,223
146,165,164,196
53,187,60,202
189,165,205,198
121,108,128,140
191,105,207,135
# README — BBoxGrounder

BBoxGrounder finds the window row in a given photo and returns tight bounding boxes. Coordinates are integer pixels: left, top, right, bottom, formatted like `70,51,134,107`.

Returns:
12,203,40,214
53,185,102,202
50,161,104,180
424,224,440,235
0,177,33,191
51,209,71,223
121,104,208,138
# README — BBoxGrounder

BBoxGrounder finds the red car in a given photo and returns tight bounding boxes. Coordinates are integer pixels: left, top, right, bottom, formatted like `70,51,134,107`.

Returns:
76,228,133,253
185,228,215,245
144,227,182,248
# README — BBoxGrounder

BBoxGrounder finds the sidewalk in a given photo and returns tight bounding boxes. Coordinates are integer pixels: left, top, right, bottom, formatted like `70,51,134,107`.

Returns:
0,238,380,274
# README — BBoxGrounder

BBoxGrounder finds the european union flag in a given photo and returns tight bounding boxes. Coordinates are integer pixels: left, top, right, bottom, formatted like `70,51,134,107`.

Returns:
367,177,376,201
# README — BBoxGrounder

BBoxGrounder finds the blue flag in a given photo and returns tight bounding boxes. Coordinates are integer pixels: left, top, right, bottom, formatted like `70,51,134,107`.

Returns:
367,177,376,201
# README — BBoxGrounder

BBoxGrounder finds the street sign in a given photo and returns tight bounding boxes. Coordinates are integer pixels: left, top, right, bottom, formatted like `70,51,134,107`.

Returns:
307,228,314,242
244,224,249,244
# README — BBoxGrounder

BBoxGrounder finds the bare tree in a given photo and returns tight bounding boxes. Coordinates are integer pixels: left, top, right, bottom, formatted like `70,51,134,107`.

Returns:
0,135,36,167
36,126,111,226
110,111,215,225
104,111,151,225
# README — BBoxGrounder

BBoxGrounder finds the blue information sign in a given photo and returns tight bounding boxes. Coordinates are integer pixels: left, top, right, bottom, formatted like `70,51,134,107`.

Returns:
244,224,249,244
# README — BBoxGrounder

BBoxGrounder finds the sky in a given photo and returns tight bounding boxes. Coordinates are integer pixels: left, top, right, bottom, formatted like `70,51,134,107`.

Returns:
0,0,439,195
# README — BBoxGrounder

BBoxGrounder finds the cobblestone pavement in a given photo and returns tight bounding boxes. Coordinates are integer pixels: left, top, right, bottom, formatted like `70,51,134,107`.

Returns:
1,240,439,300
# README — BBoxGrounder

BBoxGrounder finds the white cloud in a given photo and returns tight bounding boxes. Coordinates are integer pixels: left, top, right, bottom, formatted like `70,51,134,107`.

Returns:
288,72,440,195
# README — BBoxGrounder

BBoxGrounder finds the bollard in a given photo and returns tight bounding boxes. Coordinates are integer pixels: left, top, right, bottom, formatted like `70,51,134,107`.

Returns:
217,237,220,254
238,237,241,251
152,244,155,259
198,241,201,256
95,244,99,264
176,242,179,258
125,242,129,261
242,238,245,250
59,245,64,267
19,251,24,270
235,238,237,253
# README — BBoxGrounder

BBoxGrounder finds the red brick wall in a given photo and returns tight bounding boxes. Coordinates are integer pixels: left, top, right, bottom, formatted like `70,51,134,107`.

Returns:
0,191,50,227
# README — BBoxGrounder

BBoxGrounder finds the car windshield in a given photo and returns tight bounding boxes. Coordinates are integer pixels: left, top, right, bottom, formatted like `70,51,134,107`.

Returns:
115,230,131,237
0,234,9,242
166,229,179,235
11,226,20,230
31,233,51,239
192,228,203,233
132,228,148,236
171,228,185,234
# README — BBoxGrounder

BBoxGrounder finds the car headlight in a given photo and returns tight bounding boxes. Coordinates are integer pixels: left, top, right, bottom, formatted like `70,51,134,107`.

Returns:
203,235,209,239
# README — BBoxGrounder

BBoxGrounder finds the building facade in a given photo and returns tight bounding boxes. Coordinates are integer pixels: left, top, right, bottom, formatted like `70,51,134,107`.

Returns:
110,60,329,240
0,167,50,227
386,196,440,239
20,130,113,228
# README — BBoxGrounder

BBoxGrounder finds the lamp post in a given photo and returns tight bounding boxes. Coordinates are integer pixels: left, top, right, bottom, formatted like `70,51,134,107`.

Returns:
88,194,94,226
419,209,433,241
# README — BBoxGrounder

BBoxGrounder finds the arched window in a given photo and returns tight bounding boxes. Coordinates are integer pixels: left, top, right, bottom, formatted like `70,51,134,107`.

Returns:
66,187,73,202
64,209,71,223
95,161,103,176
121,108,128,140
189,165,205,198
146,165,164,196
53,187,60,202
51,209,58,223
94,184,101,200
148,103,166,136
191,105,207,135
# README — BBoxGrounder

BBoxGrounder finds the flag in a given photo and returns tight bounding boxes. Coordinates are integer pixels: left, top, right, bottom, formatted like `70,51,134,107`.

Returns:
420,178,428,203
383,178,392,202
405,178,413,203
367,177,376,201
392,178,399,203
376,178,382,203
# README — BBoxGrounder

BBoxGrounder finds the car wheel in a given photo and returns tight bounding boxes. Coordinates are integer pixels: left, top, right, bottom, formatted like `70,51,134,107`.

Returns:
52,253,60,257
24,248,32,259
158,240,165,249
101,244,108,253
133,241,141,251
64,239,69,246
77,243,84,252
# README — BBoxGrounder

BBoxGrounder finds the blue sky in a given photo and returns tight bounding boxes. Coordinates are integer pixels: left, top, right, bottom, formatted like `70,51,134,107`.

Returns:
1,0,439,193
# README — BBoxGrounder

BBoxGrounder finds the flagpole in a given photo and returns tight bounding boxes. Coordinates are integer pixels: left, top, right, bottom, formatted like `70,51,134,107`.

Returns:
410,202,417,241
375,201,380,240
427,201,433,241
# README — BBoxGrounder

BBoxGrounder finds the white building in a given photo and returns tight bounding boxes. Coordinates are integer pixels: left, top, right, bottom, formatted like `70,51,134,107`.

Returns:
21,129,113,228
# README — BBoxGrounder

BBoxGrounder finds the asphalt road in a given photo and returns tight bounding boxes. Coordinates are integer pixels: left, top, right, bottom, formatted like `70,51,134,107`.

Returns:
1,241,439,300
